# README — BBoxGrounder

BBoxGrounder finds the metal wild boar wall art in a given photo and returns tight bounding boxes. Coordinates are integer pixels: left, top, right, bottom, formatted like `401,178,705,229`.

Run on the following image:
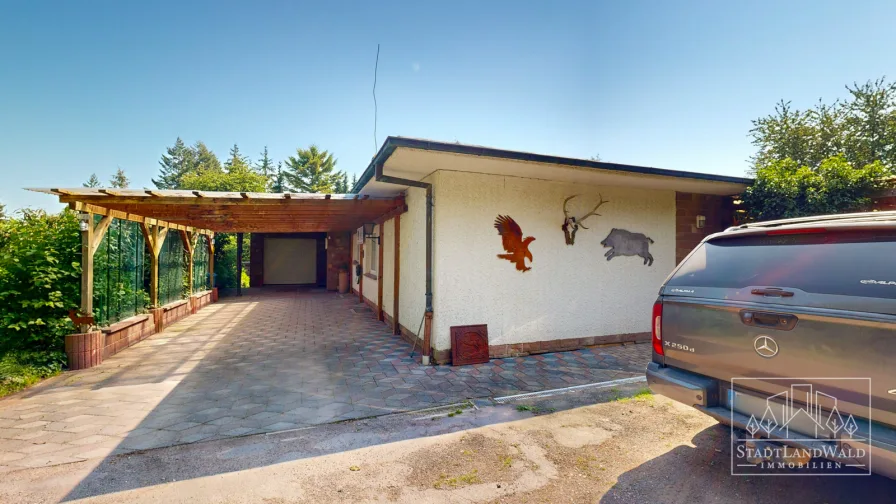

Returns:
601,228,655,266
561,194,609,245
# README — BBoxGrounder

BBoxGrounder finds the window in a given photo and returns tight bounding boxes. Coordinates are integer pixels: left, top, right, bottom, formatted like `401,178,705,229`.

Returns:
364,227,379,276
668,229,896,299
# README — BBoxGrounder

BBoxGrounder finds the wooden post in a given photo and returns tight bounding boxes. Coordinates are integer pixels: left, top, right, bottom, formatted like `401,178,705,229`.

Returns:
180,230,195,296
236,232,244,297
393,214,400,335
79,213,113,332
141,223,168,307
79,213,94,333
377,225,384,321
208,234,215,288
358,236,364,303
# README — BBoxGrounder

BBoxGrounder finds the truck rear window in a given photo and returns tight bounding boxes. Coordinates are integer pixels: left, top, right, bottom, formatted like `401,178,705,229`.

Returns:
667,229,896,299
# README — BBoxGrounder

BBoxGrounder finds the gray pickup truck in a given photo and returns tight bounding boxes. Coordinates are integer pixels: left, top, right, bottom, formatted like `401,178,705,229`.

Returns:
647,211,896,478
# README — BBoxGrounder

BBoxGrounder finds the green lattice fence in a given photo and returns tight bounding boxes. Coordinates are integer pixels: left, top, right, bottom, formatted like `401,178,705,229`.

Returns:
158,231,186,306
192,235,210,292
92,218,149,327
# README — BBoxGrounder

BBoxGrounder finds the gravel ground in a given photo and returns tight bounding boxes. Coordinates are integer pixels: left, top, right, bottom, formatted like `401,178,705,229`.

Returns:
2,383,894,503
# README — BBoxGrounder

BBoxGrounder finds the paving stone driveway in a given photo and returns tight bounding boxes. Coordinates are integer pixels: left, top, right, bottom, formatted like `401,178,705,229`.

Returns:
0,290,649,471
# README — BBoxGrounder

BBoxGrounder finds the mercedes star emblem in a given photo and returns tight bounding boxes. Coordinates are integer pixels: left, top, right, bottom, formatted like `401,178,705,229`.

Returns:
753,335,779,358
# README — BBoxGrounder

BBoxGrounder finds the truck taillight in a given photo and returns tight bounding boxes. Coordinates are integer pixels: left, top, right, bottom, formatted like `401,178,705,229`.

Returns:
652,301,663,356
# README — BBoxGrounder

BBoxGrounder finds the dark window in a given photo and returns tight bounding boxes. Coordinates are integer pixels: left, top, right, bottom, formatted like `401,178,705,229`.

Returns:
668,229,896,299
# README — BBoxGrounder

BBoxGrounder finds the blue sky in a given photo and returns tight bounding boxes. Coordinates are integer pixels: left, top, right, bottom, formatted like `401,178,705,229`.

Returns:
2,0,894,211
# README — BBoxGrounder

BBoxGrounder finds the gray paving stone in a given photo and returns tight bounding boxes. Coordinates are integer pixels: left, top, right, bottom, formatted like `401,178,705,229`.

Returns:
0,290,650,471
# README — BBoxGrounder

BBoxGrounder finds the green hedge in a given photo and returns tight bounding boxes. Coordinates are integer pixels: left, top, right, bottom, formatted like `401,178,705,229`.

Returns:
0,210,80,354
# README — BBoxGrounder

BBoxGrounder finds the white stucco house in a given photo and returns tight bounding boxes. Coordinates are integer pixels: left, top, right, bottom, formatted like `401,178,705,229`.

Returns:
349,137,751,365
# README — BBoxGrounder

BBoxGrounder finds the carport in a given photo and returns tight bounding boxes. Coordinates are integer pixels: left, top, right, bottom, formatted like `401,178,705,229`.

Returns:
29,188,408,368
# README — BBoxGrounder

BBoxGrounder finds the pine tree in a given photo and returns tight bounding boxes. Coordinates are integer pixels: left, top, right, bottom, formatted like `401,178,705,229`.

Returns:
283,145,342,193
110,168,129,188
193,141,222,174
255,146,275,191
351,173,358,192
333,172,350,193
83,174,101,188
224,144,251,172
271,162,287,193
153,137,195,189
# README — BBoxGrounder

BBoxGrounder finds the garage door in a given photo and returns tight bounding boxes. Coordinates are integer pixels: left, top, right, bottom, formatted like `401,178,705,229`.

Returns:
263,238,317,285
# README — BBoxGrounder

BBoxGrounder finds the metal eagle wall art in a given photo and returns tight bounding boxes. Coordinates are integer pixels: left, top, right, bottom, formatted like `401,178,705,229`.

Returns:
494,215,535,272
561,194,609,245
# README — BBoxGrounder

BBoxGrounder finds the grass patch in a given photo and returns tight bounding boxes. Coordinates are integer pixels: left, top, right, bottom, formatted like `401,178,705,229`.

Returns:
0,351,65,398
515,404,556,415
614,387,654,403
433,470,481,489
501,455,513,469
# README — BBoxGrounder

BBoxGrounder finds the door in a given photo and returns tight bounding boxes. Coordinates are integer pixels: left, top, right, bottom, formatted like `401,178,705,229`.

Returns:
263,237,317,285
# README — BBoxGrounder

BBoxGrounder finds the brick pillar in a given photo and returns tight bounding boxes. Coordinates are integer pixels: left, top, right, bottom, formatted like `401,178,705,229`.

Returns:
65,331,104,370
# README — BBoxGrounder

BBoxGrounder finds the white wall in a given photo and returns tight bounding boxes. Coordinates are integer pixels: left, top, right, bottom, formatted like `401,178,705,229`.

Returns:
431,171,675,352
398,184,428,334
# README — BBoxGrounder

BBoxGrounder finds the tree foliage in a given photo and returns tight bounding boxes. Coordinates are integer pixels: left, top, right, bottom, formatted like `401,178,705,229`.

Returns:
745,78,896,220
255,146,276,191
153,137,195,189
0,210,80,353
84,174,101,188
743,156,890,221
109,168,129,188
283,145,343,193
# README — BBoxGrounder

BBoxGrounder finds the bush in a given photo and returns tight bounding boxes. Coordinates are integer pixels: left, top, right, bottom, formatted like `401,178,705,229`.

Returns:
742,155,892,221
0,350,66,397
0,209,81,354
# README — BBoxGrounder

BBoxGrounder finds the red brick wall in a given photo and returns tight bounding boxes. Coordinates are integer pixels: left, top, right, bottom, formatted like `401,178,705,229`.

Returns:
675,192,736,264
326,232,352,291
162,300,190,327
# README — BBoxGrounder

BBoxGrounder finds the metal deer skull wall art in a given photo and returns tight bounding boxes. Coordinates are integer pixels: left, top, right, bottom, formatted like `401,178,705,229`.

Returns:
561,194,609,245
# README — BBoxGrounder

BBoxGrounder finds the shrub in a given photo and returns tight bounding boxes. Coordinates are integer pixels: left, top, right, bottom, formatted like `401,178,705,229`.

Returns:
0,350,66,397
742,155,892,221
0,209,81,353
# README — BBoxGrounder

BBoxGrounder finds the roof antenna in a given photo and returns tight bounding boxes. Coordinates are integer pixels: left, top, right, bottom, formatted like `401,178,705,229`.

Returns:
373,43,380,154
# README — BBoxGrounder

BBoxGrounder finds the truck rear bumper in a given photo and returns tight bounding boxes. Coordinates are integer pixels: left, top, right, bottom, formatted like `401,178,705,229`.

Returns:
645,361,718,407
646,362,896,480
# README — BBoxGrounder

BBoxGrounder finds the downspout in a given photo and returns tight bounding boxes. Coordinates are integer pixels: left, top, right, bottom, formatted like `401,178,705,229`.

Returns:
374,161,435,364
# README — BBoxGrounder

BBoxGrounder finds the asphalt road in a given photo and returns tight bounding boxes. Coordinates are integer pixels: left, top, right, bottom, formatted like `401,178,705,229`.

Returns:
2,382,894,503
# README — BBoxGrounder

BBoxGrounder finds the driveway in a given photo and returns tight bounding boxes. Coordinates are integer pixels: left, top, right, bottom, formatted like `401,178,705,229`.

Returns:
0,290,649,471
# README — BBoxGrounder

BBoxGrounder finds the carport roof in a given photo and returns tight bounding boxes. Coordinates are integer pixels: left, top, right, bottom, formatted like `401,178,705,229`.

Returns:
28,188,406,233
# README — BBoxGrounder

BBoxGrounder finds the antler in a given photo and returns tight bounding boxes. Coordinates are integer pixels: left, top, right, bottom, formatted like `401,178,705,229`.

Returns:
577,194,609,229
562,195,578,219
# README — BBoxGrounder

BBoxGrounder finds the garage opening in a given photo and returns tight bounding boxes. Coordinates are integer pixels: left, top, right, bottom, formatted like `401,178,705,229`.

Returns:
250,233,326,287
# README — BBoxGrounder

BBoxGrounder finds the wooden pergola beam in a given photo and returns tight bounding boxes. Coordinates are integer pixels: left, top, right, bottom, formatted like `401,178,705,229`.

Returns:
59,194,401,206
70,202,214,236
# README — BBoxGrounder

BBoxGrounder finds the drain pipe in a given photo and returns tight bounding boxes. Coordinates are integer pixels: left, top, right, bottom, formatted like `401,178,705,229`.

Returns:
374,161,434,364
